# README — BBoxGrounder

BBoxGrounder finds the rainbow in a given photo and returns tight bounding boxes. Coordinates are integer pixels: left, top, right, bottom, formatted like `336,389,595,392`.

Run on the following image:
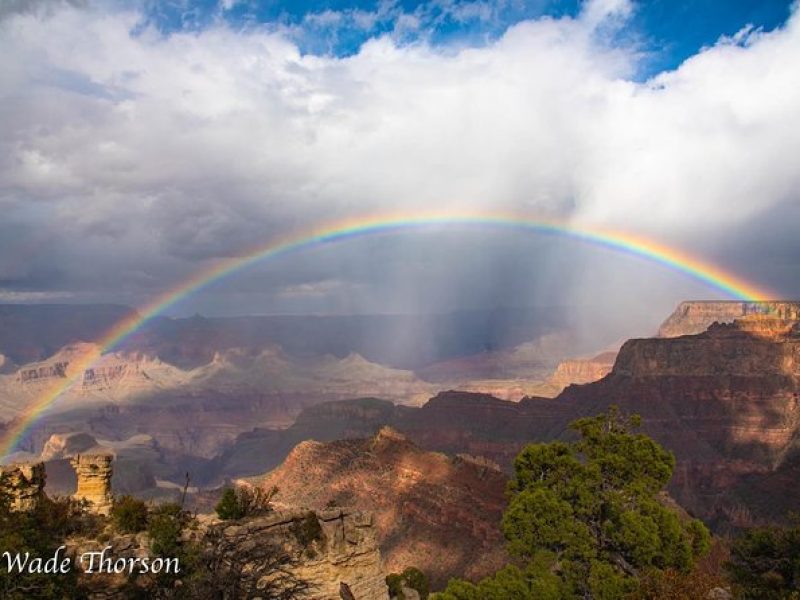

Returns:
0,211,776,458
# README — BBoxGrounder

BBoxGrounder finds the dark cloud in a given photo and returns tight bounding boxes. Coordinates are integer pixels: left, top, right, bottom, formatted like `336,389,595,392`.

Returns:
0,0,797,321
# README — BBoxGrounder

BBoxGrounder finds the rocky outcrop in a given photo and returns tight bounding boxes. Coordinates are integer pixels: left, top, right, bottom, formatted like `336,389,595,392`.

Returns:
71,452,114,515
17,361,69,383
544,350,617,392
41,432,100,461
219,508,389,600
254,427,508,588
0,461,46,510
657,301,800,337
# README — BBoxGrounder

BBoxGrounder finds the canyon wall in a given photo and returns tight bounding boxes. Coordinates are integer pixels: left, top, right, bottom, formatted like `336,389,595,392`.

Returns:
222,315,800,530
658,301,800,337
543,350,617,394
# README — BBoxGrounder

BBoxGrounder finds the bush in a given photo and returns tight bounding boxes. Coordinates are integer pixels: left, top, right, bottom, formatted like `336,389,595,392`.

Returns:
215,485,278,520
726,522,800,599
147,502,188,558
0,481,86,598
215,488,244,521
387,567,430,599
112,495,148,533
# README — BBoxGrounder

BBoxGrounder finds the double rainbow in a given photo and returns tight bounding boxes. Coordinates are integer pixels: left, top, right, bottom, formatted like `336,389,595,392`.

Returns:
0,212,775,458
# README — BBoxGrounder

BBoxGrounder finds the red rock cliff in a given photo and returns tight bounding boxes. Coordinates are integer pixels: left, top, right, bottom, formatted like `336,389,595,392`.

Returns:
657,300,800,337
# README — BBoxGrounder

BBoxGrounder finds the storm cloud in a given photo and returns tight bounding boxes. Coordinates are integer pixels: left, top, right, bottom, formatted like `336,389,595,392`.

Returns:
0,0,798,321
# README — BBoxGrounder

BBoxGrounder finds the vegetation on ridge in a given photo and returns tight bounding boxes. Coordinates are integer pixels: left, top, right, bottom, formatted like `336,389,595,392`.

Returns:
434,407,711,599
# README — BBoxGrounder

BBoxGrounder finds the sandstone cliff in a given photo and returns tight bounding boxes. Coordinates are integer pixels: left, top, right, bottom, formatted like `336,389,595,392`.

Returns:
539,350,617,395
253,427,508,588
657,301,800,337
559,316,800,528
218,508,389,600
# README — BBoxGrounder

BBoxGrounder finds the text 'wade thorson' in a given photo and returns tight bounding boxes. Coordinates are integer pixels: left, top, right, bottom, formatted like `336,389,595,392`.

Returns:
3,545,180,575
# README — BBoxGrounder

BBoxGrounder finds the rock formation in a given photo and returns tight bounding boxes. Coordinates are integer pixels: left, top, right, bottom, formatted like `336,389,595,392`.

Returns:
217,508,390,600
40,431,99,461
254,426,509,587
558,316,800,527
219,313,800,530
657,301,800,337
71,452,114,515
16,361,69,383
542,350,617,394
0,461,46,510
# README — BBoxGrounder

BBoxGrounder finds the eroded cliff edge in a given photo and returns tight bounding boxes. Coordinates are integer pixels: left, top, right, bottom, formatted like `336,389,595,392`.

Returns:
657,300,800,337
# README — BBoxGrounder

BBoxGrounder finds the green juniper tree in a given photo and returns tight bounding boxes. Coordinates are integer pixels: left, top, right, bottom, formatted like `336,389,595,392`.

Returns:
435,407,710,600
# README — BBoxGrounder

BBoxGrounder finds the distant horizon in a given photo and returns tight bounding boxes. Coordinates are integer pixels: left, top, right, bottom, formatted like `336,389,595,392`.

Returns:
6,298,796,320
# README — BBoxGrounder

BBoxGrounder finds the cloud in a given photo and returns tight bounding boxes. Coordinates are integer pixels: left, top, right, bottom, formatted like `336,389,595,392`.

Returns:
0,0,798,318
0,290,75,302
0,0,86,22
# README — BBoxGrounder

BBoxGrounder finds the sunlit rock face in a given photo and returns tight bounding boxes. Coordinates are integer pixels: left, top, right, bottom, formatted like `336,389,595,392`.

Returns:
0,461,46,511
71,452,114,515
543,350,617,393
253,427,509,588
560,316,800,528
213,508,390,600
226,314,800,532
657,301,800,338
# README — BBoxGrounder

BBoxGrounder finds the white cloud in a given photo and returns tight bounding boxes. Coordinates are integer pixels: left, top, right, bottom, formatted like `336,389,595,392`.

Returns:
0,0,798,309
0,290,74,302
580,0,634,29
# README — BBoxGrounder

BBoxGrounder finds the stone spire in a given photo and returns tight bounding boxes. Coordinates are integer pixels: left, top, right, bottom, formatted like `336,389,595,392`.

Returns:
0,461,46,511
71,452,114,515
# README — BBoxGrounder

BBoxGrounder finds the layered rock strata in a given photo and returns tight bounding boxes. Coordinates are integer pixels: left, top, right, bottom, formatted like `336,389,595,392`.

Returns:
658,301,800,337
71,452,114,515
0,461,46,510
544,350,617,393
255,427,508,587
219,508,389,600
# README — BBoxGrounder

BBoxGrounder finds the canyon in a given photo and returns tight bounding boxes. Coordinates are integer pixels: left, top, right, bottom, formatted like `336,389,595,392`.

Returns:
215,311,800,533
2,300,800,594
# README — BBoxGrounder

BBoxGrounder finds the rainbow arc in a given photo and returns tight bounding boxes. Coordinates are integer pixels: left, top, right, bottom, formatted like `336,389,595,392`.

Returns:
0,211,776,458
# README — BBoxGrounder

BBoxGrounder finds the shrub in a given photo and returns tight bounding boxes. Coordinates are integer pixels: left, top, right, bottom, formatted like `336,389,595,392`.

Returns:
215,485,278,520
111,495,148,533
387,567,430,599
215,487,244,521
726,522,800,599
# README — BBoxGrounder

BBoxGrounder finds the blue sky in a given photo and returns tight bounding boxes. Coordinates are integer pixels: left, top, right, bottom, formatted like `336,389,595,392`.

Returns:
142,0,794,77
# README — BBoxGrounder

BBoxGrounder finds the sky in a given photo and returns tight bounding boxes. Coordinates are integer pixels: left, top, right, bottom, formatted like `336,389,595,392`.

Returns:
0,0,798,332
